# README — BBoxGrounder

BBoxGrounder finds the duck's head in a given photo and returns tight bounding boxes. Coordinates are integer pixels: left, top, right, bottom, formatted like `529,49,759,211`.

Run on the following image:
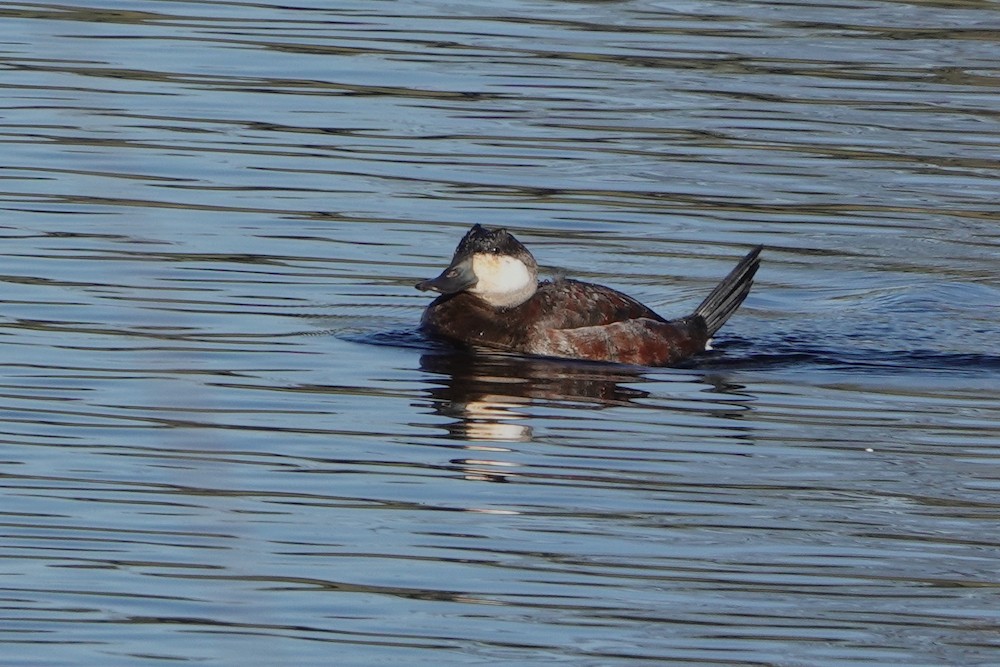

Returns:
416,224,538,308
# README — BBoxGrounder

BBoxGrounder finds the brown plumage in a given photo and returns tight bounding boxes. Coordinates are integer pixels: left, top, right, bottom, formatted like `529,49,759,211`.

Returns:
416,225,761,366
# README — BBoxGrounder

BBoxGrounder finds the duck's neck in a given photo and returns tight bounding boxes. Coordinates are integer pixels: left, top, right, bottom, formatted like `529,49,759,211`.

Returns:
474,281,538,309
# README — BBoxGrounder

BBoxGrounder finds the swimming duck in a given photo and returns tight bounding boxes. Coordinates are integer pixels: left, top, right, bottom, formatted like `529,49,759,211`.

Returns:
416,224,761,366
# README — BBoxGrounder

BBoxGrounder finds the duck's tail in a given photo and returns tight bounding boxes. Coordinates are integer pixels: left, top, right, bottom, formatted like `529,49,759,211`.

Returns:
693,245,763,338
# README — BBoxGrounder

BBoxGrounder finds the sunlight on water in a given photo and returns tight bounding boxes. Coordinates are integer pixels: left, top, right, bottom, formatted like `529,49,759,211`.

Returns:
1,0,999,665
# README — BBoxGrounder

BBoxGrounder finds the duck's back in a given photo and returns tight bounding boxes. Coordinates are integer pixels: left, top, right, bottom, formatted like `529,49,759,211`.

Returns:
524,280,708,365
526,279,662,328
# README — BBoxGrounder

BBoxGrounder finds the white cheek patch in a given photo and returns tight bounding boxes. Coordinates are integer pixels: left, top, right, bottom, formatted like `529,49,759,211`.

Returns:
469,254,536,308
471,255,531,295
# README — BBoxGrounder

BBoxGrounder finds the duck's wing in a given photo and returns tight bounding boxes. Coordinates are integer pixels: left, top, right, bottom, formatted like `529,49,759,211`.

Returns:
527,316,709,366
517,280,706,365
528,279,663,329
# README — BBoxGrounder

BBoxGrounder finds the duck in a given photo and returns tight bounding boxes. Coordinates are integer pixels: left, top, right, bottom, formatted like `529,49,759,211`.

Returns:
416,224,761,366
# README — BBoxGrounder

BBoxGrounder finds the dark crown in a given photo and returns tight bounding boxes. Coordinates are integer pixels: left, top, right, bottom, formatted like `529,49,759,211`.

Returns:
454,224,533,263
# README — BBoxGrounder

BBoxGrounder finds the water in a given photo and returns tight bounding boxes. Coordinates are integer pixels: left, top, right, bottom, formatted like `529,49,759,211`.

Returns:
2,1,999,664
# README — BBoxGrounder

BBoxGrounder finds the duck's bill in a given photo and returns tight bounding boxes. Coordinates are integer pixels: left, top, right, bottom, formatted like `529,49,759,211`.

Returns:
415,257,477,294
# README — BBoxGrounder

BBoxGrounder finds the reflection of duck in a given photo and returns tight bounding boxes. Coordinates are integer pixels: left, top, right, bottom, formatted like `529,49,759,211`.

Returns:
417,225,762,366
418,350,757,482
419,350,650,444
421,350,650,407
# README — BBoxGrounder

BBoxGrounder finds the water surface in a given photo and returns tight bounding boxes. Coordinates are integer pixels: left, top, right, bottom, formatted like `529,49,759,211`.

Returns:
2,1,999,665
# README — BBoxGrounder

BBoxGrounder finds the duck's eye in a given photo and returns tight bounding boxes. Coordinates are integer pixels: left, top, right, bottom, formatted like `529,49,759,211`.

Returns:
446,269,457,278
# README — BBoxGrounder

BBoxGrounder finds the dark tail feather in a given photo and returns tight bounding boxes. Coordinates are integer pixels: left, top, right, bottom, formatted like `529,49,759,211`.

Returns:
693,245,762,338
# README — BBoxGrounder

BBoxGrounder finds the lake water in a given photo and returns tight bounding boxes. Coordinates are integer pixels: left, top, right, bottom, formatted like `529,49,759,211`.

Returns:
2,1,999,665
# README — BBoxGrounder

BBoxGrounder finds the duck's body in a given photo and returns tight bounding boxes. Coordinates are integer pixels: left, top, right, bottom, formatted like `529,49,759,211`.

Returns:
422,278,709,366
416,225,761,367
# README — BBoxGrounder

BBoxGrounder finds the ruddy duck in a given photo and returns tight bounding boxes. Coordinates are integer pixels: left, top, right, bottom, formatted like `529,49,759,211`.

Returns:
416,225,762,366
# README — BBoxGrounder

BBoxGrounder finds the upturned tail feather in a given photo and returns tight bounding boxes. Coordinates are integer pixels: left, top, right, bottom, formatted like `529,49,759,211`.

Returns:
693,245,763,338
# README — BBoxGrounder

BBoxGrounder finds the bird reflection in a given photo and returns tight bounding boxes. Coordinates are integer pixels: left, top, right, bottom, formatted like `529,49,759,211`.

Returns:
419,350,650,442
418,350,656,482
416,349,755,483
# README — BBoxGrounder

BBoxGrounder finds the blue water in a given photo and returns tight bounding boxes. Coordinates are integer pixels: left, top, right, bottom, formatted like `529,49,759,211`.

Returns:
1,1,999,665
